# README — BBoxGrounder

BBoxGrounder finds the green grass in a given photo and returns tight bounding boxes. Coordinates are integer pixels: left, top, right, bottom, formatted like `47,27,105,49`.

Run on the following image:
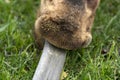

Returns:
0,0,120,80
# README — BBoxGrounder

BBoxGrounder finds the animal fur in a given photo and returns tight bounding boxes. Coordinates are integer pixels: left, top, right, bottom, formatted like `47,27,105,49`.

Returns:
34,0,100,50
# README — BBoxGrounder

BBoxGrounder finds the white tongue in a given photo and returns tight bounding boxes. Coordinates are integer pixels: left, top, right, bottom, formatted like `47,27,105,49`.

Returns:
33,41,67,80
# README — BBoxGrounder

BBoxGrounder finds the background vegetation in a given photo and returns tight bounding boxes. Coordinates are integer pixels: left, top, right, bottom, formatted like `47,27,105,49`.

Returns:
0,0,120,80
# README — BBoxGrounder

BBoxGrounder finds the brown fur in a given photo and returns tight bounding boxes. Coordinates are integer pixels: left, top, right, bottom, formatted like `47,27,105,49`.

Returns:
34,0,100,50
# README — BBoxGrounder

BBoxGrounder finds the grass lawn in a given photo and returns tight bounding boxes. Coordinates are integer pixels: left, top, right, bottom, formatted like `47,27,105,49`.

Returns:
0,0,120,80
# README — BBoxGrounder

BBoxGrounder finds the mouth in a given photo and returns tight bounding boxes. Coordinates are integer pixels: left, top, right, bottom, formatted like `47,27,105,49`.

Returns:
81,34,92,48
35,14,93,50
